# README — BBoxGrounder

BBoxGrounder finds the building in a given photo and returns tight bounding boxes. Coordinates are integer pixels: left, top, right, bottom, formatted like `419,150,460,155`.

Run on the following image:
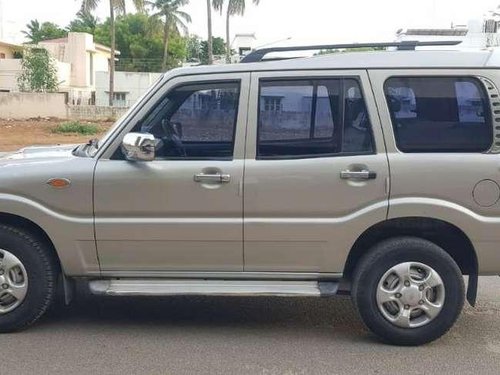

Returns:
95,71,162,107
0,32,114,104
0,40,22,92
231,33,257,58
395,19,500,48
0,40,21,59
39,33,115,104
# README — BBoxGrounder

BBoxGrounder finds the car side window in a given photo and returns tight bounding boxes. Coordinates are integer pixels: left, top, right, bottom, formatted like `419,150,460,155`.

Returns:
132,81,240,160
384,77,492,153
257,78,374,159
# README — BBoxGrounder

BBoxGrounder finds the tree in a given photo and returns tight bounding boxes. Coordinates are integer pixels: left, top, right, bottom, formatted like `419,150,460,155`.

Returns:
94,13,185,71
146,0,191,71
200,36,225,64
22,20,67,44
17,47,59,92
67,10,99,34
186,35,202,62
213,0,259,63
206,0,213,64
81,0,145,106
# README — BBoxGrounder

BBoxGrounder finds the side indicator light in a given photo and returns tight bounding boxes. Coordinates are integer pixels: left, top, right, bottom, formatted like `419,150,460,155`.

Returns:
47,178,71,189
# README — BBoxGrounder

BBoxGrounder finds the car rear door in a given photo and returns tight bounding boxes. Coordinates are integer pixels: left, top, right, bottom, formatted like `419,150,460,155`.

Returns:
243,70,390,273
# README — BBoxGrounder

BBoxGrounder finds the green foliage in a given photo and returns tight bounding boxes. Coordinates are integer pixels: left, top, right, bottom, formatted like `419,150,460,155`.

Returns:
166,32,187,68
95,13,171,71
146,0,192,70
24,1,193,73
17,48,59,93
52,121,100,135
67,10,98,34
186,35,202,62
200,37,225,63
22,20,67,43
185,36,226,64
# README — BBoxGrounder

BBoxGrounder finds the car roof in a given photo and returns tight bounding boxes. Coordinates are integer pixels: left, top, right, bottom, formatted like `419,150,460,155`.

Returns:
165,49,500,79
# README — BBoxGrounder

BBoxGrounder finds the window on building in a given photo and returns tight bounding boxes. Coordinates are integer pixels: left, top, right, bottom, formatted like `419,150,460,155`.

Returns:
263,96,283,112
0,53,5,59
257,78,374,159
384,77,492,153
113,92,127,106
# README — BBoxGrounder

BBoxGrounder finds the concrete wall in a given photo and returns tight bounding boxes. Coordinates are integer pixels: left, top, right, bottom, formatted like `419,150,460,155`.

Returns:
0,59,72,93
67,105,128,121
96,71,162,107
0,93,128,120
0,92,67,118
0,59,21,91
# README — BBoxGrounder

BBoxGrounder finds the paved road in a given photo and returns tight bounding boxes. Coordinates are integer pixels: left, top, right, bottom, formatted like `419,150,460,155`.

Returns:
2,277,500,375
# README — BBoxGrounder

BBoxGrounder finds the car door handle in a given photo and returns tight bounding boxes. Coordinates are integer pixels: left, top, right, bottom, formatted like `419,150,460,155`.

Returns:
194,173,231,183
340,170,377,180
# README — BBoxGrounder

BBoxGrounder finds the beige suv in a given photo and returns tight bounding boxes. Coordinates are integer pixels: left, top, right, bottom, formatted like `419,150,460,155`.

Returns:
0,41,498,345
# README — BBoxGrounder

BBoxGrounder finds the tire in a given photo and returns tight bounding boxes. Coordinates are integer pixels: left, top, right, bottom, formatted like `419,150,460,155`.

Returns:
352,236,465,346
0,224,58,332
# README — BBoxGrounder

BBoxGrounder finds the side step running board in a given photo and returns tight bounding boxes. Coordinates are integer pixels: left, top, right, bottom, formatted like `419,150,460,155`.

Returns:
89,279,339,297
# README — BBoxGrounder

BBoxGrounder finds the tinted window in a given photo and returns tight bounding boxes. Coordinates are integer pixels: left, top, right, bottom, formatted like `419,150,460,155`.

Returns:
137,82,240,160
385,77,492,153
258,78,374,159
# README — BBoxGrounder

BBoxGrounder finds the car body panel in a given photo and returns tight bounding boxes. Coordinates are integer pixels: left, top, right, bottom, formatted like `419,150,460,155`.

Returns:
369,69,500,274
0,146,98,275
93,72,250,273
242,70,390,272
1,56,500,278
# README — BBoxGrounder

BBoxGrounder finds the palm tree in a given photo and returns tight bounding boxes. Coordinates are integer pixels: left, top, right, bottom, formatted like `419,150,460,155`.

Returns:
81,0,144,106
213,0,259,63
147,0,191,71
67,9,99,34
206,0,213,64
22,20,41,43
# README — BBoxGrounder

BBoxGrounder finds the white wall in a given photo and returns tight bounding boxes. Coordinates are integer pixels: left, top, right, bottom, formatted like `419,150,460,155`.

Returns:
0,92,67,118
95,71,162,107
0,58,20,91
0,59,72,93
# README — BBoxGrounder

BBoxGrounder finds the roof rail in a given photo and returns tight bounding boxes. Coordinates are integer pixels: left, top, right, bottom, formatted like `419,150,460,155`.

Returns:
240,40,462,63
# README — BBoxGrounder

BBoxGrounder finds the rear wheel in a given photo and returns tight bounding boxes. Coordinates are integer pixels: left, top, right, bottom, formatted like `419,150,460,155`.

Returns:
0,225,58,332
352,237,465,346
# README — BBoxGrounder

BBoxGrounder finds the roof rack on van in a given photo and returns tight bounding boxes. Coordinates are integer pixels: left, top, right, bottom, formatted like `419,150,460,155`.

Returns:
240,40,462,63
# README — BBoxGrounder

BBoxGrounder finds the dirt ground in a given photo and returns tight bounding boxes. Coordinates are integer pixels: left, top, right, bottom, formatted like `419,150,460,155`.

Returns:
0,118,113,152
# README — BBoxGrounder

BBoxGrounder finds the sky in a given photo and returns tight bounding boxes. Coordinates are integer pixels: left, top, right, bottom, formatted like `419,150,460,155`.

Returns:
1,0,500,46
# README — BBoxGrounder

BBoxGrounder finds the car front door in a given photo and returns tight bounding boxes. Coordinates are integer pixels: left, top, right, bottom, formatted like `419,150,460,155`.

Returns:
93,73,249,274
243,70,390,274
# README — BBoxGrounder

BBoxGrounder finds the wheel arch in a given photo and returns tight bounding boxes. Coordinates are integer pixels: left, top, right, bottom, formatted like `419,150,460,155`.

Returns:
0,212,62,271
343,217,478,306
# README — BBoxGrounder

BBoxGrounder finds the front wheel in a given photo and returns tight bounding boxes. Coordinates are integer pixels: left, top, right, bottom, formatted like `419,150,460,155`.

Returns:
352,237,465,346
0,225,58,332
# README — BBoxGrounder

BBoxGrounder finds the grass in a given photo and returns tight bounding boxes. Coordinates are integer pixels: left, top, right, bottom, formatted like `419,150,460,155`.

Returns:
52,121,100,136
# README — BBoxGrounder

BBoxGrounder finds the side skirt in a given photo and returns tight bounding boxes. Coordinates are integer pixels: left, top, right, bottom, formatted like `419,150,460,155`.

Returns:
89,279,340,298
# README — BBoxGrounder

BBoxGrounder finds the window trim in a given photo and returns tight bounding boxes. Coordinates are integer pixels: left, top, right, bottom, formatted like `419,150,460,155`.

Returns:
256,76,376,160
383,75,494,154
114,79,242,161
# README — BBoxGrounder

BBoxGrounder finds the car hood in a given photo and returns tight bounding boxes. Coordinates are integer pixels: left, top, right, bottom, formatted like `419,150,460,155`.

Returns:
0,144,78,161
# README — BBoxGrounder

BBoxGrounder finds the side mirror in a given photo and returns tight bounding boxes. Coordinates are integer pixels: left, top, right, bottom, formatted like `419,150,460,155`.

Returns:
121,132,156,162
